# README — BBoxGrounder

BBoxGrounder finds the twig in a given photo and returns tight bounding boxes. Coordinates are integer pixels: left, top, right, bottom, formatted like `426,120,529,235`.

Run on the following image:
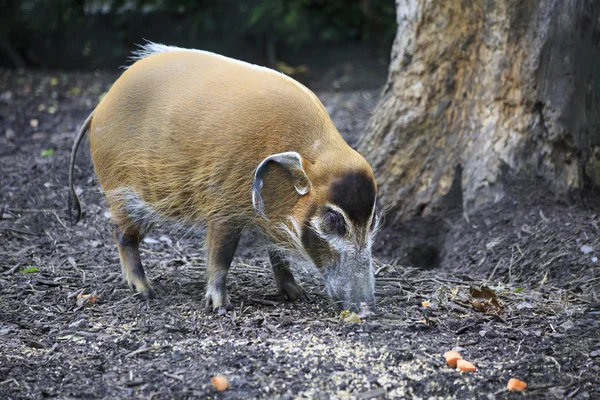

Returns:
515,338,525,356
516,244,524,256
36,280,65,287
250,298,279,307
544,355,561,372
163,372,184,382
488,258,502,281
541,252,569,268
431,277,469,285
125,340,189,359
53,212,68,230
106,295,134,309
0,227,38,236
375,264,391,276
6,208,61,213
2,264,21,275
125,346,152,358
379,312,403,320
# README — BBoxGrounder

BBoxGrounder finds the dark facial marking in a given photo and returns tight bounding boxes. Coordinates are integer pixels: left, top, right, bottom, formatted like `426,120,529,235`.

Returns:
302,225,332,267
301,204,332,267
329,171,376,227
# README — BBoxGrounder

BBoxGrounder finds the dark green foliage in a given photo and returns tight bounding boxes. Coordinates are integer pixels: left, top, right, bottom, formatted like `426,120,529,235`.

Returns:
1,0,397,69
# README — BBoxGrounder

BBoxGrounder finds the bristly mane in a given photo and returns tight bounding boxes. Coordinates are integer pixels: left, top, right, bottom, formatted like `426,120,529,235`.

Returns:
122,42,312,95
126,41,188,65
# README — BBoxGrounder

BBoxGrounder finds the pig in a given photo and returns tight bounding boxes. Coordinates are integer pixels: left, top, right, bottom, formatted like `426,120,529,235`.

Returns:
68,43,381,313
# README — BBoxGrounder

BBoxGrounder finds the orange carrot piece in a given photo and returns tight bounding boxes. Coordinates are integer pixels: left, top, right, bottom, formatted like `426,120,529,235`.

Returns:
457,359,476,372
211,376,230,391
443,350,462,368
507,378,527,391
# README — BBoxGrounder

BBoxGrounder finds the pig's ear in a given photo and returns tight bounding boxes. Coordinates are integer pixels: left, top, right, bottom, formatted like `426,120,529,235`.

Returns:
252,151,311,219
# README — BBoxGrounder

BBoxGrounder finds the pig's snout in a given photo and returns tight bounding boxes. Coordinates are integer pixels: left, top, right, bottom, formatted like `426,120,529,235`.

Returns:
323,254,376,312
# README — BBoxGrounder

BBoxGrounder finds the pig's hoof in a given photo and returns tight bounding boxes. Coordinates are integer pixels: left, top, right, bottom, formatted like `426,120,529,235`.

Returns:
279,282,310,302
205,294,233,314
126,279,155,300
216,306,230,316
139,287,155,301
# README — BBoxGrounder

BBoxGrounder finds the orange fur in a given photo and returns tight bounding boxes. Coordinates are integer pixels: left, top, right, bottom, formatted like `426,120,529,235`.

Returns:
85,46,374,241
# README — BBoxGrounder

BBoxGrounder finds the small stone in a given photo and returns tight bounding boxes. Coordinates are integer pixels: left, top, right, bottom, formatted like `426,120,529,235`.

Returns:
0,91,12,102
159,235,173,246
69,319,88,329
581,245,593,254
560,320,574,331
517,302,534,309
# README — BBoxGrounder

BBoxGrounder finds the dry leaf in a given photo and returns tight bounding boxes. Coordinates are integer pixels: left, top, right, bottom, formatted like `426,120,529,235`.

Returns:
469,286,503,314
75,293,96,307
341,311,362,324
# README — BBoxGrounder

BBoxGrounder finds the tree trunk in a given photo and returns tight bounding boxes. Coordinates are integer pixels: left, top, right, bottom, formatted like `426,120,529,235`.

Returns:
359,0,600,218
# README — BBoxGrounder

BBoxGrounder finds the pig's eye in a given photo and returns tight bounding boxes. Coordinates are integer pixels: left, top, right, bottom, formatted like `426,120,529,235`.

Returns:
323,209,347,236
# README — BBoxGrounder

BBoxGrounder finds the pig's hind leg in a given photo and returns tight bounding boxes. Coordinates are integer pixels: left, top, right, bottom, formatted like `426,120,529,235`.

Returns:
204,220,242,314
268,250,310,302
106,189,154,299
114,227,154,300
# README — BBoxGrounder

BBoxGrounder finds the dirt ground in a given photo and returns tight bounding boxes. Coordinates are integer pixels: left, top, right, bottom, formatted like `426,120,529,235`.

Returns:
1,68,600,399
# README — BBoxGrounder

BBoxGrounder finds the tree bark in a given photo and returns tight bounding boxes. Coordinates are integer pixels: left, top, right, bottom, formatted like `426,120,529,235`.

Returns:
360,0,600,218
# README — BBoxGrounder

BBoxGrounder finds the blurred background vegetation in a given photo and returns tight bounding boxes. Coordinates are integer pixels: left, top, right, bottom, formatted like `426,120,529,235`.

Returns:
0,0,397,73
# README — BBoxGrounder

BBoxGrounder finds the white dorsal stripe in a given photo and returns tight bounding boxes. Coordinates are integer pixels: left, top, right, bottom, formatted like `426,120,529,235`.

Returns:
127,41,312,96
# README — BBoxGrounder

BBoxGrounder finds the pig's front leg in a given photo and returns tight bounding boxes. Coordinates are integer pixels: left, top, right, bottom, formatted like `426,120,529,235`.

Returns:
205,221,241,314
268,249,310,302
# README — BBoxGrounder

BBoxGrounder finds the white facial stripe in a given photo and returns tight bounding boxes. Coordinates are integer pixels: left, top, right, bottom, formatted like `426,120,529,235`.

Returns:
367,202,375,228
309,216,324,237
288,215,302,239
325,203,350,225
310,201,378,255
